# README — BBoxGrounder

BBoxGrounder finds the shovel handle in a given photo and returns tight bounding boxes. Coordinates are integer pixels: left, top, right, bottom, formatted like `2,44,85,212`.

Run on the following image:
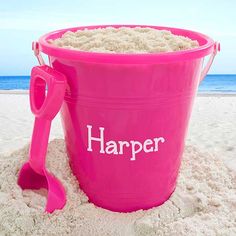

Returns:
30,65,66,119
29,66,66,174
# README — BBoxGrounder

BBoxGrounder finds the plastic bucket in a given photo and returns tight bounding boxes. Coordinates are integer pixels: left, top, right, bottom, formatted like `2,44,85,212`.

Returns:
33,25,219,212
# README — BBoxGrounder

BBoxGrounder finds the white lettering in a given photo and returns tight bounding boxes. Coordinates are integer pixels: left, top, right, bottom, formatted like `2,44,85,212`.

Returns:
87,125,105,153
154,137,165,151
86,125,165,160
143,139,154,152
118,141,130,154
105,141,118,154
130,141,143,161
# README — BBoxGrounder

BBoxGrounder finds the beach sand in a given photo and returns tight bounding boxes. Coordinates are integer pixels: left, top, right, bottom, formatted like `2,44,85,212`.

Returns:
0,93,235,235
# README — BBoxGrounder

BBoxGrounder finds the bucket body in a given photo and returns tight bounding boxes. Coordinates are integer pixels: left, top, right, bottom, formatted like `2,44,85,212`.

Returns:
52,58,201,212
37,25,217,212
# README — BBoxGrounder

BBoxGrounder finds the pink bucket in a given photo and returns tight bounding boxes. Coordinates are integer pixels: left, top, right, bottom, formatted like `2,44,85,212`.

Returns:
27,25,219,212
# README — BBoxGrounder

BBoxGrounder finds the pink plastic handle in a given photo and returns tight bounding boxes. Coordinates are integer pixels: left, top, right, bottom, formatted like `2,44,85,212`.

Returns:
29,65,66,174
200,42,220,82
32,41,45,66
30,65,66,119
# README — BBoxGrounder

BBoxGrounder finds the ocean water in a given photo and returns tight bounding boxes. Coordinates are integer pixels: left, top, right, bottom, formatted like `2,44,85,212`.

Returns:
0,76,30,90
199,74,236,93
0,75,235,93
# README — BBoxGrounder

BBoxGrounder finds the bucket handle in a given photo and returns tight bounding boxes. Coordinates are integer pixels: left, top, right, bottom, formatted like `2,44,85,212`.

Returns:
200,42,220,82
32,41,46,65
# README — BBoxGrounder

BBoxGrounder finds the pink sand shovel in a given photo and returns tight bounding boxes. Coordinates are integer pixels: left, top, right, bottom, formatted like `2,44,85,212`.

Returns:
18,65,67,213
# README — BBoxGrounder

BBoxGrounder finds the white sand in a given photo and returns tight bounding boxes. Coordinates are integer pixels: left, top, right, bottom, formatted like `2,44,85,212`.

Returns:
0,140,235,235
49,27,199,53
0,93,236,235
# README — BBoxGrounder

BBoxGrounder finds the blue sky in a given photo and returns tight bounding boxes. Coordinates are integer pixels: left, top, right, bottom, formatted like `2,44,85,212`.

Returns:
0,0,235,75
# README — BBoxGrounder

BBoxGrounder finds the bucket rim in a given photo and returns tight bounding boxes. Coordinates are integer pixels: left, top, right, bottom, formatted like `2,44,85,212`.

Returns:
38,24,215,64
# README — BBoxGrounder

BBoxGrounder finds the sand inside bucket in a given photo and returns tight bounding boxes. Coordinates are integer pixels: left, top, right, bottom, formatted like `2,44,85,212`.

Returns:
49,27,199,53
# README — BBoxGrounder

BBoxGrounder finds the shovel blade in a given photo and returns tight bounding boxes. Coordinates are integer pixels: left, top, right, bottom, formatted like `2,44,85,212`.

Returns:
18,162,66,213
